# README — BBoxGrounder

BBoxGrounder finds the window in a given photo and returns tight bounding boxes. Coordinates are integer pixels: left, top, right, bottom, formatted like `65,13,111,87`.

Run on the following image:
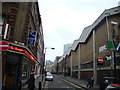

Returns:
21,60,28,80
73,65,78,70
81,62,93,69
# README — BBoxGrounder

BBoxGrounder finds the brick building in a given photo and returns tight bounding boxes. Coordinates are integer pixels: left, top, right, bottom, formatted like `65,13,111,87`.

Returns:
58,5,120,83
2,1,44,89
53,56,62,74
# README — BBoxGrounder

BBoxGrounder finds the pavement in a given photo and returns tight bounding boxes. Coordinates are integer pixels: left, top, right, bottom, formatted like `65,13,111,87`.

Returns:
59,75,100,90
22,75,45,90
22,74,100,90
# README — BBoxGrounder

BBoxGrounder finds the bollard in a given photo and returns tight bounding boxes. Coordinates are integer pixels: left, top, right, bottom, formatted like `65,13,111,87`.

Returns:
39,81,41,90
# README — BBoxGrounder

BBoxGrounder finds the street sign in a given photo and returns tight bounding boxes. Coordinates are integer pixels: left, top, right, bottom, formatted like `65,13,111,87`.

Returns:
107,40,115,51
0,41,9,51
98,58,104,63
27,30,37,45
99,45,107,53
116,42,120,51
106,55,113,60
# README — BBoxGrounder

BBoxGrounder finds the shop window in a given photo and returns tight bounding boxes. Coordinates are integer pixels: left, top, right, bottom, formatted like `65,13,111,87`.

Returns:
22,60,28,80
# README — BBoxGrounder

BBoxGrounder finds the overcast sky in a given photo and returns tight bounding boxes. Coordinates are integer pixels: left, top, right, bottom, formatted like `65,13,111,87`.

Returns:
38,0,120,62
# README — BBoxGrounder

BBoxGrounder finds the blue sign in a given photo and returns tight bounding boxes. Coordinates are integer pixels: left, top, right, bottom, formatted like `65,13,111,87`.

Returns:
28,30,37,45
115,44,120,53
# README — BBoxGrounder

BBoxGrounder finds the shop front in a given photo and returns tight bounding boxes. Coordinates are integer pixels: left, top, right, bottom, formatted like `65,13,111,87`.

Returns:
2,43,37,89
2,52,22,89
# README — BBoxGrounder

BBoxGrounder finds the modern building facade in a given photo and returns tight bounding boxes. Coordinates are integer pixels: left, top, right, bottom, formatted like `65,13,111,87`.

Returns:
2,1,44,89
58,5,120,83
63,43,72,54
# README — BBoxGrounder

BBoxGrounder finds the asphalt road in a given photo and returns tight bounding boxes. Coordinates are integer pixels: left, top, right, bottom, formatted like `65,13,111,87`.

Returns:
44,75,84,90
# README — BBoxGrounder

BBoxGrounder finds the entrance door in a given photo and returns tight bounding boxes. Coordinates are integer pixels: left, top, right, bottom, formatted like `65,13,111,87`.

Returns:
4,53,21,87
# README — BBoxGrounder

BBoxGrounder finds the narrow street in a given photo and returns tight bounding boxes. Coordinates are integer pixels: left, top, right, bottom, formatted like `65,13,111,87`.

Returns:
44,75,84,90
1,1,120,90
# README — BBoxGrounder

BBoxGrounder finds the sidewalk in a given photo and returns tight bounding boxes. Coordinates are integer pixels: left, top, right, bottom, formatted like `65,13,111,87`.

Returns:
59,75,100,90
22,75,45,89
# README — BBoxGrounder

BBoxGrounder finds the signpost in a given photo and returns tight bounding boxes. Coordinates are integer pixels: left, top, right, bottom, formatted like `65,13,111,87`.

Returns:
0,41,9,51
97,57,104,85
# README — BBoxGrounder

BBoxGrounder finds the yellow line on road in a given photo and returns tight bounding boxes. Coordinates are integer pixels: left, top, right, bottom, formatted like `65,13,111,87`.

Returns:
60,77,82,89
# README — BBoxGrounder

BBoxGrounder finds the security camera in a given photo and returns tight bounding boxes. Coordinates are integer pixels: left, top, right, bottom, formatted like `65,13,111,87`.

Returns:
111,21,118,25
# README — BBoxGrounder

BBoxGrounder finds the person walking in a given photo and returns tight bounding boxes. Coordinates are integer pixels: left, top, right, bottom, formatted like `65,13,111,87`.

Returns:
87,74,94,88
87,75,91,88
90,75,94,88
27,71,35,90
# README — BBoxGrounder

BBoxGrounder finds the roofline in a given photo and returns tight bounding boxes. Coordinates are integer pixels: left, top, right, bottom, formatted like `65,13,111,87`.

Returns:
60,6,120,61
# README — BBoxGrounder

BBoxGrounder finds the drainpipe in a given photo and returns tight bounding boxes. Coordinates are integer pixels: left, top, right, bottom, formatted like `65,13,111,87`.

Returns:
93,29,97,83
78,44,81,79
70,52,73,77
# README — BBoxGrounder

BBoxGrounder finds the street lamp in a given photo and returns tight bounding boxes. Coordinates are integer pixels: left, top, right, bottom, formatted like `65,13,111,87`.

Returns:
44,47,55,54
39,47,55,88
44,47,55,69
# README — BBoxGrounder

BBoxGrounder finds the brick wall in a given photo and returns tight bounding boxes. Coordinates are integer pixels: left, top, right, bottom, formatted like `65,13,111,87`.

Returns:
80,34,93,64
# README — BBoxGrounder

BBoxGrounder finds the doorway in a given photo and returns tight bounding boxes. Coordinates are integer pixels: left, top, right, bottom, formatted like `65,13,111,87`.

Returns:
3,53,21,87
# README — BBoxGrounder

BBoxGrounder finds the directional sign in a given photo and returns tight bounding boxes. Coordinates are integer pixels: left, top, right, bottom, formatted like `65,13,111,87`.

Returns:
107,40,115,51
0,41,9,51
98,58,104,63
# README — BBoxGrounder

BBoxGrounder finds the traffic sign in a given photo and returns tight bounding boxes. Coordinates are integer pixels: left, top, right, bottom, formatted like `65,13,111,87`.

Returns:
0,41,9,51
98,58,104,63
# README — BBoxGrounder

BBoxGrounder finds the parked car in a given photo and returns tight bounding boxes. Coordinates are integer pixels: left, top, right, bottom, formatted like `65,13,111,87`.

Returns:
105,84,120,90
45,72,53,81
100,77,115,89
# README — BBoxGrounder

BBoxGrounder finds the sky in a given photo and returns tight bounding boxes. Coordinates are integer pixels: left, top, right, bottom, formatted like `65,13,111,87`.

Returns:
38,0,120,62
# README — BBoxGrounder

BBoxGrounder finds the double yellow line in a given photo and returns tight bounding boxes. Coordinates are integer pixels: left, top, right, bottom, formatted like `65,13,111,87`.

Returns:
60,77,82,89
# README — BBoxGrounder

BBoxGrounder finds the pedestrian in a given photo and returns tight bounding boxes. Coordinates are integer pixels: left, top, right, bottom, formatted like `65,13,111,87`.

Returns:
87,74,94,88
27,71,35,90
87,75,91,88
90,75,94,88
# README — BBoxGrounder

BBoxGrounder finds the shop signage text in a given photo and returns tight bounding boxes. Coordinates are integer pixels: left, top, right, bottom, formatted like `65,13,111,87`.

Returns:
9,45,36,62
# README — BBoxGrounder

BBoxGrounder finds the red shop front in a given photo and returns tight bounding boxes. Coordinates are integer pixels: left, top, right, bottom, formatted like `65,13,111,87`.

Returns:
2,43,37,89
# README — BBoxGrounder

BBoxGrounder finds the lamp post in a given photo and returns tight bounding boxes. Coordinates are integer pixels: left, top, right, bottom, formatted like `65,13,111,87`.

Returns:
44,47,55,69
111,21,118,82
39,47,55,89
45,47,55,54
